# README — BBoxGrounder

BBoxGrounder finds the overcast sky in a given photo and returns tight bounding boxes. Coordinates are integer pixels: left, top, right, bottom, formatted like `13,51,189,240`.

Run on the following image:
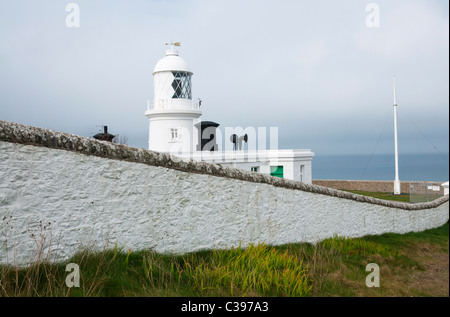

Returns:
0,0,448,156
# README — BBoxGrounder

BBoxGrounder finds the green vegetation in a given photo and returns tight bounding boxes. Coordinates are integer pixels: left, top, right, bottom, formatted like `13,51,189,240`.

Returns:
1,223,448,297
344,190,411,202
319,235,400,257
180,243,311,297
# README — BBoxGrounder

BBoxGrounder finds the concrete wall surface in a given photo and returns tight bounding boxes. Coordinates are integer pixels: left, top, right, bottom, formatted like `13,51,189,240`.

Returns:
1,120,448,266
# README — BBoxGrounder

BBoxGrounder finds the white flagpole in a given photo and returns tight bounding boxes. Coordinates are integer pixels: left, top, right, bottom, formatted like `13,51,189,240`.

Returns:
393,75,401,195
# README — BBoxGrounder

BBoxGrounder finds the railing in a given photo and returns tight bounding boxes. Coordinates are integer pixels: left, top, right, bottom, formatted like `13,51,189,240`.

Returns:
409,181,446,203
146,98,201,111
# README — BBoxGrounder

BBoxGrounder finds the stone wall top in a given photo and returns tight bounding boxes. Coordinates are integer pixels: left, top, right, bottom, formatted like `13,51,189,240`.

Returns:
1,120,448,210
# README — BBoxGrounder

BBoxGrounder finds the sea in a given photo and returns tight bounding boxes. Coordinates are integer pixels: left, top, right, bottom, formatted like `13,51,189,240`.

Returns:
312,153,449,182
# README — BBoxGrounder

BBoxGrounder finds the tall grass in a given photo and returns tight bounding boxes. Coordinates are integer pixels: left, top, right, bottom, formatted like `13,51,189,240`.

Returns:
1,223,447,297
319,235,401,257
0,245,123,297
1,243,312,297
180,243,311,297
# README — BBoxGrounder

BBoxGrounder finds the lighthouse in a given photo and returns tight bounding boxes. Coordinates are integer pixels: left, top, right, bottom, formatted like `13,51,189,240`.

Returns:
145,43,202,154
145,43,314,184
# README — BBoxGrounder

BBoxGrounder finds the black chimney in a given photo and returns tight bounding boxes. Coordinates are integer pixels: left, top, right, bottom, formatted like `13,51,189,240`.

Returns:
93,125,115,142
194,121,220,152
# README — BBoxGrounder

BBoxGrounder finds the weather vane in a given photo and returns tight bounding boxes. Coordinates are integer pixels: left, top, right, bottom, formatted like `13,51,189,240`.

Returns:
165,41,181,49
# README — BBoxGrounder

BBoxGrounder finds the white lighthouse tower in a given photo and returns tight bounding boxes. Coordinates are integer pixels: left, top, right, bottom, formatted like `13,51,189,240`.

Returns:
145,43,202,153
145,43,315,184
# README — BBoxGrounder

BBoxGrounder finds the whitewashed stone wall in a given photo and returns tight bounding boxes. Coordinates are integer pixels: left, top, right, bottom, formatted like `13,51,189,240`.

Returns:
0,121,448,266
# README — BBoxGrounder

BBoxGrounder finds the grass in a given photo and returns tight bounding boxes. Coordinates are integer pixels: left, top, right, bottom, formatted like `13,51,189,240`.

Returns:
344,190,445,204
344,190,411,202
319,235,401,257
0,223,448,297
181,243,311,297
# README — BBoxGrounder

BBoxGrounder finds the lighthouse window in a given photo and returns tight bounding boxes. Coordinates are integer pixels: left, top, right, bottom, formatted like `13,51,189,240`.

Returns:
170,128,179,140
172,71,192,99
300,165,305,182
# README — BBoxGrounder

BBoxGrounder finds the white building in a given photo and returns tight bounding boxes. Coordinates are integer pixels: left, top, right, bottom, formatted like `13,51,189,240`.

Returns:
442,182,449,196
145,44,314,183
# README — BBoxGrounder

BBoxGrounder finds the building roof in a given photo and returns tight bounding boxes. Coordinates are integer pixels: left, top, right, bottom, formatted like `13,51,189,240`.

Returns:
194,121,220,128
153,49,192,74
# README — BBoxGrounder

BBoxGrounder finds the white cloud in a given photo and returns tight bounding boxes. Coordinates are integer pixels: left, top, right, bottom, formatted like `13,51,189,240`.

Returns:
355,2,449,61
0,0,447,155
295,40,330,68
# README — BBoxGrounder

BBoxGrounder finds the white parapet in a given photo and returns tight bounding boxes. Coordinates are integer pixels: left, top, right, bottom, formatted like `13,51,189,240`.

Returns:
178,149,315,184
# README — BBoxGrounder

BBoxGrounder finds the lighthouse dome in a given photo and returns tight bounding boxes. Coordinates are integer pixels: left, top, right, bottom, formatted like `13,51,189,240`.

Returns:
153,49,192,74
